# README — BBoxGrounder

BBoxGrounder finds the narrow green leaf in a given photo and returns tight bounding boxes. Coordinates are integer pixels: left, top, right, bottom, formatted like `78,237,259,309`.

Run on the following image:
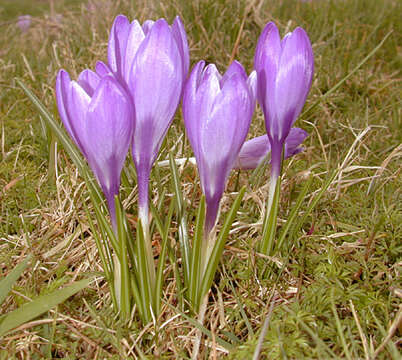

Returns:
228,278,254,337
130,276,146,323
249,153,270,190
275,174,313,253
199,187,246,303
122,209,137,272
83,202,112,278
189,196,206,308
0,278,92,337
155,198,175,316
290,169,338,242
369,309,400,360
149,201,164,238
136,221,152,323
115,196,131,320
150,189,166,237
0,255,32,306
169,153,190,286
92,200,120,258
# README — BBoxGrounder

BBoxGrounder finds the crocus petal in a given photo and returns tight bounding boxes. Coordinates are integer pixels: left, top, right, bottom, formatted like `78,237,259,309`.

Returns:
182,60,205,159
199,73,251,197
56,70,78,146
77,69,100,96
85,76,133,216
247,70,258,104
274,27,314,140
234,135,270,170
221,60,247,85
254,22,281,138
190,63,221,179
171,16,190,82
123,20,145,80
95,61,112,77
129,18,183,167
142,19,154,34
108,15,130,76
233,127,308,170
67,81,92,155
284,127,308,158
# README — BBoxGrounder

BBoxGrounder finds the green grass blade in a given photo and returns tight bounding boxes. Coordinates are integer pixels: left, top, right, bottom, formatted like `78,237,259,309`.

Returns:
0,255,32,306
275,174,313,253
228,277,254,337
189,195,206,308
150,189,166,237
290,169,338,243
115,196,131,320
92,200,120,258
164,301,235,352
199,187,246,303
135,221,152,323
169,153,190,286
249,153,270,190
130,276,146,323
155,198,175,316
0,278,93,337
82,202,118,310
83,202,112,278
369,309,400,360
149,201,164,238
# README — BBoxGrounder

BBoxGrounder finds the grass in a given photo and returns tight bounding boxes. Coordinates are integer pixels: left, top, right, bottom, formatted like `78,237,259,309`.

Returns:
1,0,401,358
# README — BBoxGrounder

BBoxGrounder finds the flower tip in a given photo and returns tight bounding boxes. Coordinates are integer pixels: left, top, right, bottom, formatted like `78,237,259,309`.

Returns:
96,74,124,96
57,68,68,77
262,21,279,37
113,14,129,25
95,61,111,76
56,69,71,86
153,17,169,30
227,60,246,75
173,15,184,25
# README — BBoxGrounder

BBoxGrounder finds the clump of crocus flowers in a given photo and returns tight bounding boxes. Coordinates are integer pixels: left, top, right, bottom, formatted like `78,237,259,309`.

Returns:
55,15,313,321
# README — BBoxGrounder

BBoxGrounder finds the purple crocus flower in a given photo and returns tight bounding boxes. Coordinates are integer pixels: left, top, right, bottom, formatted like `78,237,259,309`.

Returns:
234,128,308,170
254,22,313,178
17,15,31,32
56,69,134,228
107,15,189,227
254,22,313,255
183,60,256,234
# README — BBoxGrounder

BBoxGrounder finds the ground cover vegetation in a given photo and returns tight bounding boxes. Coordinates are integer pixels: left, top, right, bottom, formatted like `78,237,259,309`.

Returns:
0,0,401,358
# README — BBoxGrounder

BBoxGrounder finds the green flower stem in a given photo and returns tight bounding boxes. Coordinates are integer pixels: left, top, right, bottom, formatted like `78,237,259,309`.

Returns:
189,196,206,309
260,174,281,256
260,145,284,256
139,211,156,298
